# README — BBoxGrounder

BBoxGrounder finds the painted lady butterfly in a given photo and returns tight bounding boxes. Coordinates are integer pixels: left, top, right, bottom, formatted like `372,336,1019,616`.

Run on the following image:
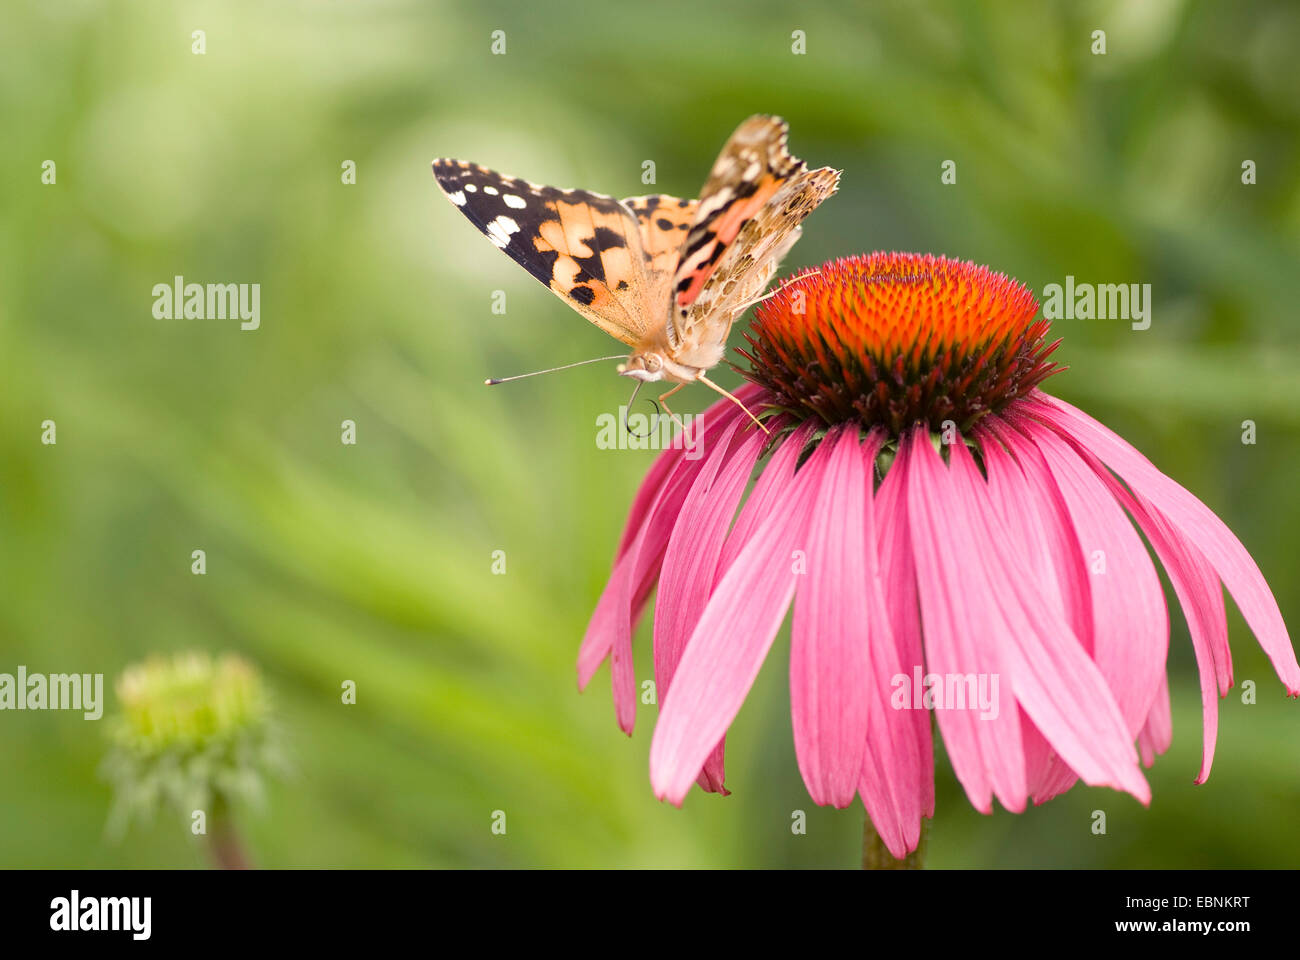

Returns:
432,115,839,427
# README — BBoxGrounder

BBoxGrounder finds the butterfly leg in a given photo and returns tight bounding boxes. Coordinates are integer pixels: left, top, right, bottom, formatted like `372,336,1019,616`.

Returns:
695,374,770,435
655,382,689,435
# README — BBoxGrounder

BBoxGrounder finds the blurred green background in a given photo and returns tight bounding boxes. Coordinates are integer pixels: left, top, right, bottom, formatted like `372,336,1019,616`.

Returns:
2,0,1298,868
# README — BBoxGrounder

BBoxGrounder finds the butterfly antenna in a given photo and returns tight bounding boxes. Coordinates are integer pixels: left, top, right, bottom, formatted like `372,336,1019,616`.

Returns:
621,379,661,438
485,354,627,386
695,374,770,435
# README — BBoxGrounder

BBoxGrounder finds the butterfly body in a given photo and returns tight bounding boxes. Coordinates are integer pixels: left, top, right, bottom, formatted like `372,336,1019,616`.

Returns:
432,116,839,410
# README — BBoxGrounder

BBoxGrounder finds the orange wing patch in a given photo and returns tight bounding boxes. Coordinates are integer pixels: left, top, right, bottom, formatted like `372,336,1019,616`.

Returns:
623,194,699,275
533,195,645,332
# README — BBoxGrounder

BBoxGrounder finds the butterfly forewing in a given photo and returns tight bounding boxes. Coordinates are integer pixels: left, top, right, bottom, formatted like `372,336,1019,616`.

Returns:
433,159,654,346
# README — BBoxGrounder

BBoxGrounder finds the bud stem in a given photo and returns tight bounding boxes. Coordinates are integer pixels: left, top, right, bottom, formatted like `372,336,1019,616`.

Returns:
209,797,251,870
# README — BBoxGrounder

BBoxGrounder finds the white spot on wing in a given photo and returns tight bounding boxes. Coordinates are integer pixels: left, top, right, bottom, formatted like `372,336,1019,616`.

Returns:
447,190,466,206
486,215,520,248
465,183,478,192
503,194,526,209
484,186,499,195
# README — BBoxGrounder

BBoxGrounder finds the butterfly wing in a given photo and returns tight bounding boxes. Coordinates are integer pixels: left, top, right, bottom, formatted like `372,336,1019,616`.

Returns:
622,194,699,272
620,194,699,331
432,159,655,347
676,167,840,358
665,117,840,369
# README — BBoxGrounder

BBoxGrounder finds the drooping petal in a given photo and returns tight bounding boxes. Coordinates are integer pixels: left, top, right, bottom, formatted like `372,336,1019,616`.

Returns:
1023,392,1300,696
654,421,767,793
872,440,935,821
578,454,701,696
979,421,1092,643
1080,447,1230,783
655,421,764,695
903,429,1028,813
617,439,687,561
954,434,1152,802
914,431,1152,805
717,420,809,575
681,417,808,791
976,423,1079,799
578,398,751,729
649,430,821,805
615,385,757,558
1009,414,1170,739
853,430,928,856
627,392,762,619
986,413,1171,801
790,426,873,808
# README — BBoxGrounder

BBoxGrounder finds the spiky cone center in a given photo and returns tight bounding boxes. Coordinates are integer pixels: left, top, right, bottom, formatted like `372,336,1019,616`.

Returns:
739,252,1063,435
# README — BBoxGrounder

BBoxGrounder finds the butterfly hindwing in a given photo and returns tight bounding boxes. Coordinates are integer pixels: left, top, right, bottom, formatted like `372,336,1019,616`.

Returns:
620,194,699,326
433,159,653,346
671,116,804,316
622,194,699,271
674,166,840,363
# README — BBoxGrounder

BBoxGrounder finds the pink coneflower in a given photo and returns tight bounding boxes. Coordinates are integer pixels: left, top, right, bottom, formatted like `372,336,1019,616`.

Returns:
578,252,1299,861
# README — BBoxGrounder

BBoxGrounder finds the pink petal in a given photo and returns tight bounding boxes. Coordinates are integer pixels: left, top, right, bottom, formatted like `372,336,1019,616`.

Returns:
717,420,810,575
616,441,687,560
688,417,805,793
694,742,729,796
616,384,759,558
979,422,1092,642
790,426,873,808
655,424,765,696
975,424,1078,799
654,423,767,793
872,441,936,821
649,430,821,805
854,430,929,855
1023,392,1300,696
1010,415,1170,739
1082,451,1229,783
901,430,1028,813
579,382,759,697
914,430,1152,805
577,453,702,699
578,408,750,731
